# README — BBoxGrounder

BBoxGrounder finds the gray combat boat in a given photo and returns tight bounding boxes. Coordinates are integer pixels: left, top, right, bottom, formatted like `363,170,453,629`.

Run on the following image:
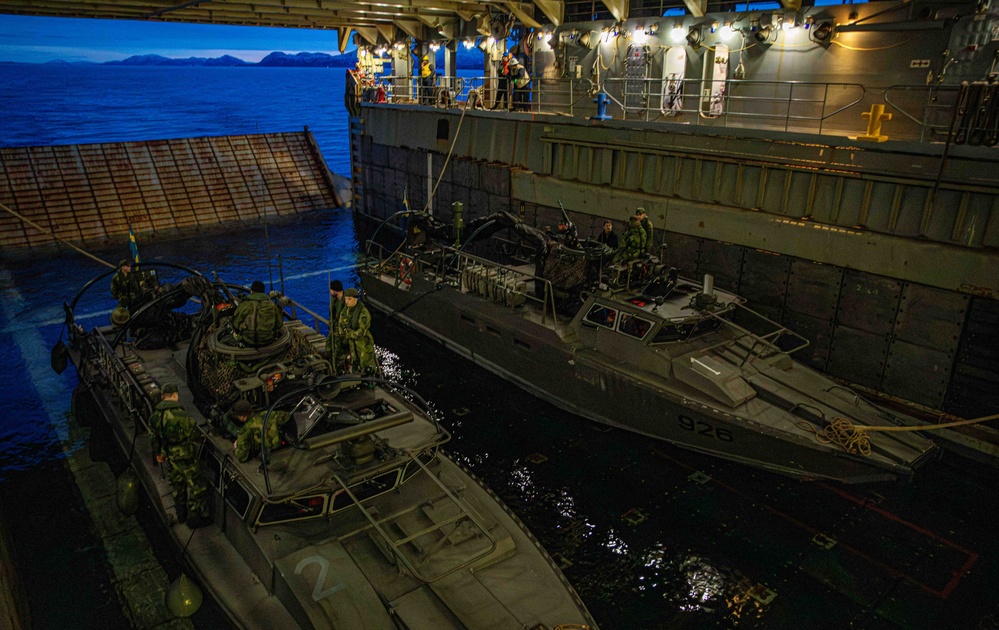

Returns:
62,262,597,629
359,210,939,483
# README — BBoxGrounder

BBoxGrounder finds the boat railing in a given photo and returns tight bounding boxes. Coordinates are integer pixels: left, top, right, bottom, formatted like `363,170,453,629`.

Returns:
329,450,500,582
363,240,563,329
85,330,156,431
700,302,810,365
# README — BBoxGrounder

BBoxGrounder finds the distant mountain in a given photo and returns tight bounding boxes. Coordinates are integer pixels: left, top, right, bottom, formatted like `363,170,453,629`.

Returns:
6,48,483,69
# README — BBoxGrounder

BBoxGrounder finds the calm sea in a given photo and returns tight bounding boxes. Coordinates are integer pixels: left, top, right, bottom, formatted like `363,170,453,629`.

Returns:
2,64,999,630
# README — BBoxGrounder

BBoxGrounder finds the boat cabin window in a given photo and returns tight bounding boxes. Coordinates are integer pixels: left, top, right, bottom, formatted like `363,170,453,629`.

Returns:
200,449,222,491
331,470,402,512
651,317,722,344
618,314,654,340
583,304,618,329
257,495,328,525
224,477,252,520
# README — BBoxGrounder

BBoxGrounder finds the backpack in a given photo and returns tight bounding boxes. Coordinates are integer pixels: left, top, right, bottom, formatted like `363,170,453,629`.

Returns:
239,297,282,344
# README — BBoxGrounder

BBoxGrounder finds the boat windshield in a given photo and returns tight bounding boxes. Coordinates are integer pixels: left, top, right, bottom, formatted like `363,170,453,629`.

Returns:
583,304,618,328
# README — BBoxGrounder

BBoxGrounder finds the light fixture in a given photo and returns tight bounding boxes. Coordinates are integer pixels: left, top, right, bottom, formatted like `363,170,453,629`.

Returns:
429,41,441,52
720,22,735,39
812,21,833,41
781,13,797,30
671,23,685,43
393,41,405,50
646,22,659,36
710,21,719,33
487,36,496,46
463,38,475,49
358,47,368,58
685,27,701,48
633,28,648,44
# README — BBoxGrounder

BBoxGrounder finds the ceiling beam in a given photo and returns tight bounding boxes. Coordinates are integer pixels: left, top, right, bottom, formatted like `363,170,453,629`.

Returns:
532,0,561,26
354,25,380,44
337,26,352,51
394,18,424,39
502,0,540,28
600,0,627,21
680,0,705,18
376,23,397,42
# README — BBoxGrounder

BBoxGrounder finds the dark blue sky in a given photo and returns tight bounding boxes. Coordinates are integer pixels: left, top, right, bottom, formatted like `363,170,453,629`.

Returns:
0,14,350,63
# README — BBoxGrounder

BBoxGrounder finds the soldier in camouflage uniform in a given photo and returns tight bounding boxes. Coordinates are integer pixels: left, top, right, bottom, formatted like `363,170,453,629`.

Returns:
110,259,142,309
149,383,210,527
221,399,253,441
234,404,292,463
326,280,347,374
613,216,648,264
336,288,379,376
636,207,654,252
232,280,284,346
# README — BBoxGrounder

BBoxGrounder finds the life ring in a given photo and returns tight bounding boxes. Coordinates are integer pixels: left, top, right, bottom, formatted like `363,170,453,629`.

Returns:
399,257,415,285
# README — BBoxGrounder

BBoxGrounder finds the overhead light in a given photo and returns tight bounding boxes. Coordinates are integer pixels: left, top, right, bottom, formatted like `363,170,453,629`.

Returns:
358,47,367,58
685,27,701,48
671,23,685,43
720,22,734,39
646,23,659,36
487,36,496,46
429,41,441,52
812,21,833,41
633,28,648,44
782,13,797,30
463,39,475,49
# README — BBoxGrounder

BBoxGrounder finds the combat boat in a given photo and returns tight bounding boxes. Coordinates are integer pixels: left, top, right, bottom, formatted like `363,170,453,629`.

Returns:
62,262,597,629
359,210,939,483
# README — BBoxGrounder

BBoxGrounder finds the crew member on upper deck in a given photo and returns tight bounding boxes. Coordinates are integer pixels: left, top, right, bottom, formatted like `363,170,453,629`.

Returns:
419,55,436,105
110,259,142,309
597,220,619,249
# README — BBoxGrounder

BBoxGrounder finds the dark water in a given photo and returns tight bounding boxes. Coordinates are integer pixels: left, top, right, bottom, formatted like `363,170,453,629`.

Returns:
2,65,999,629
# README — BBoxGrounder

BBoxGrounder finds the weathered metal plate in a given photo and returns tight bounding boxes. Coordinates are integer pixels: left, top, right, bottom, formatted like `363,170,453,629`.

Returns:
660,232,700,276
782,311,833,370
836,270,902,335
697,240,744,292
883,339,953,408
894,283,969,351
786,260,843,322
827,326,889,390
739,249,790,311
945,296,999,418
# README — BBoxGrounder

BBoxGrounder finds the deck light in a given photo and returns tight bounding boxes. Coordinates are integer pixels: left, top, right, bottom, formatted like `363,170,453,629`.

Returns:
720,23,735,39
813,21,833,41
671,23,686,43
685,27,701,47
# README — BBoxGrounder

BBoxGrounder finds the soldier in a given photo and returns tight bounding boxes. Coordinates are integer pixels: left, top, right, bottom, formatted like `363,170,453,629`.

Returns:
636,207,654,252
336,288,378,376
231,280,283,346
149,383,210,528
613,216,648,264
221,399,253,441
327,280,347,373
110,259,142,309
234,403,291,463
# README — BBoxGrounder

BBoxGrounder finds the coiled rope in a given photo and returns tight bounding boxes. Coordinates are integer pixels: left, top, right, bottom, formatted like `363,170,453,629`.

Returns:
797,413,999,456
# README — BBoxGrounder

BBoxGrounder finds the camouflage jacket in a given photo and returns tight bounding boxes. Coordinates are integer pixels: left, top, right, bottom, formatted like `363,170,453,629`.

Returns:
328,297,346,340
149,400,198,460
640,217,654,251
337,302,378,374
110,271,142,308
614,223,647,262
232,292,283,346
235,411,291,463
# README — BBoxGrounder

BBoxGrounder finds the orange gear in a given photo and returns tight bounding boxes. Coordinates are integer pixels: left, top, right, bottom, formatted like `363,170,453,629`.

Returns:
399,257,415,285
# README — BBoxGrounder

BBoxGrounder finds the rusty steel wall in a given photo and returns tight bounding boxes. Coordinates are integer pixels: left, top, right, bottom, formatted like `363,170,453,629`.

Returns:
0,131,339,251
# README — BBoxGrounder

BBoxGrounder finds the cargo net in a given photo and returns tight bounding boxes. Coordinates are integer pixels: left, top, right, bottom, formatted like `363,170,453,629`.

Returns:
194,319,317,402
540,246,602,311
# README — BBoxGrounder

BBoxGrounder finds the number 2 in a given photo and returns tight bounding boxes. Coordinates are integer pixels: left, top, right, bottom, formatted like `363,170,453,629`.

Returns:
295,555,346,601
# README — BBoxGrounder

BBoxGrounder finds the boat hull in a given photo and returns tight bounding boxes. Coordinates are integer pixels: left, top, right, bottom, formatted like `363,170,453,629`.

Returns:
362,271,924,483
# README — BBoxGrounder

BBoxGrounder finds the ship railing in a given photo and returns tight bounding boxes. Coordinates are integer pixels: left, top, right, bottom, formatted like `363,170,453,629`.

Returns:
329,451,499,582
699,302,810,366
882,84,961,143
85,330,156,431
372,75,965,144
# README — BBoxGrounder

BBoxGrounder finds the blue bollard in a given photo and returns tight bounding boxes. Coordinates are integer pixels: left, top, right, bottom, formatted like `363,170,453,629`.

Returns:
591,92,612,121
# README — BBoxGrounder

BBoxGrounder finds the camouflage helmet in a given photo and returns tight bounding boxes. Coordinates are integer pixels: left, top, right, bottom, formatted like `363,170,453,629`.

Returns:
344,288,359,298
110,306,130,327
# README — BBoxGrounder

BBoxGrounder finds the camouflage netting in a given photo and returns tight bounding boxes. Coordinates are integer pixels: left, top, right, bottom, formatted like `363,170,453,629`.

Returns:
541,246,594,293
195,319,318,402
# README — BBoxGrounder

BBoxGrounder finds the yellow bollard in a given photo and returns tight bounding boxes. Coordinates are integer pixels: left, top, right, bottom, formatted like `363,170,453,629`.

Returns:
851,103,892,142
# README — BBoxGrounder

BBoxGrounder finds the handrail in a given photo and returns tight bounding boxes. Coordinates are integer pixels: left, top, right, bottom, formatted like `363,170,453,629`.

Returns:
360,74,963,144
